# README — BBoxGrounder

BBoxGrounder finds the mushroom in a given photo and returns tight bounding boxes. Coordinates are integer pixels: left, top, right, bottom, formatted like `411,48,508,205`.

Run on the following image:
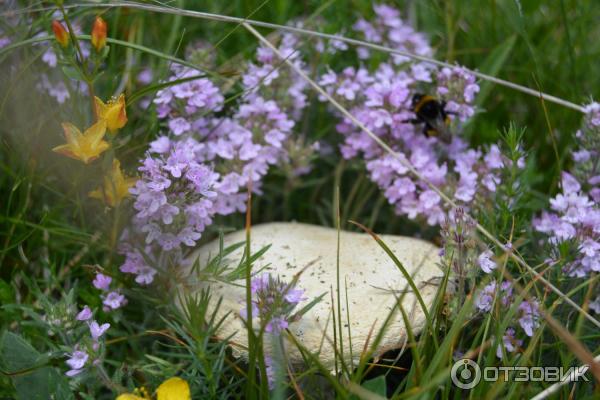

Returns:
182,222,444,370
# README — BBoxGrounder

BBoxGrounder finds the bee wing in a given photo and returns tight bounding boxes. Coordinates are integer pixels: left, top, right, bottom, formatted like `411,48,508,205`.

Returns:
428,118,453,143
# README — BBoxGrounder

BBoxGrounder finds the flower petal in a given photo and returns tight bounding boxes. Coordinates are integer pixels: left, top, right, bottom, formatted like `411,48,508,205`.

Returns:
94,96,108,116
52,144,77,159
61,122,82,145
156,377,190,400
85,119,108,147
115,394,146,400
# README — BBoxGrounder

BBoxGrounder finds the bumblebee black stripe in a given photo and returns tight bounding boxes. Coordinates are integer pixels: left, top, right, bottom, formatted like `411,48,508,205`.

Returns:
413,95,436,113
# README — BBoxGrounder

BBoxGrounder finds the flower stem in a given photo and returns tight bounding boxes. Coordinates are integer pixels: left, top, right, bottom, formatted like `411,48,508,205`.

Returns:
57,4,98,120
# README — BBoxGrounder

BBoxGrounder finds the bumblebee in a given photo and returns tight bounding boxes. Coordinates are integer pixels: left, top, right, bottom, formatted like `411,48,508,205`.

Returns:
407,94,453,143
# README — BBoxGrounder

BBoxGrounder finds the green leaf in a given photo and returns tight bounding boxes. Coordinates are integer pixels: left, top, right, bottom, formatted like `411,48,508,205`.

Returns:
0,332,41,372
0,332,72,400
0,279,14,304
475,35,517,109
100,45,110,59
60,66,84,82
361,375,387,397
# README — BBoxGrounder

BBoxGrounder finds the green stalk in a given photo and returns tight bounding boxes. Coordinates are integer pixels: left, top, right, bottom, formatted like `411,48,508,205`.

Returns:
57,4,97,120
335,185,346,375
244,185,256,400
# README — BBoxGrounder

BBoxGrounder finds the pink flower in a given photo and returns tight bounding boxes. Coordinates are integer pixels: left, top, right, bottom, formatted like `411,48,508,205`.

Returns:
150,136,171,154
477,250,496,274
496,328,522,359
135,266,157,285
518,301,540,337
590,296,600,314
89,321,110,340
102,291,126,310
66,350,88,370
168,117,191,136
76,306,92,321
92,273,112,291
561,172,581,193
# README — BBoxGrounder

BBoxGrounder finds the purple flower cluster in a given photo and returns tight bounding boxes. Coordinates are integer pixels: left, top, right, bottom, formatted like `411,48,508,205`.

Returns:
316,4,499,226
205,98,296,214
583,102,600,129
126,93,296,256
122,31,319,268
436,66,480,121
119,244,157,285
65,306,110,377
314,32,350,56
92,272,127,311
122,92,298,282
476,280,541,359
320,67,492,224
130,138,219,251
154,65,224,122
241,273,306,334
533,172,599,277
532,103,599,319
352,4,432,62
242,31,309,120
123,4,489,302
475,280,513,313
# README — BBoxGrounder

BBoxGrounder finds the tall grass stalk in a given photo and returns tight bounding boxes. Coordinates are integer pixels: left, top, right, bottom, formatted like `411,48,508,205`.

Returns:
6,1,585,113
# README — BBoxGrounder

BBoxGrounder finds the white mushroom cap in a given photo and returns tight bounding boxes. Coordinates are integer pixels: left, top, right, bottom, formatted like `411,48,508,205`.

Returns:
182,222,443,370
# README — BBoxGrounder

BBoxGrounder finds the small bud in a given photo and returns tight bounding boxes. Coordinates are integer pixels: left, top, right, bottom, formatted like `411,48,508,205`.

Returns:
91,16,107,52
52,20,69,48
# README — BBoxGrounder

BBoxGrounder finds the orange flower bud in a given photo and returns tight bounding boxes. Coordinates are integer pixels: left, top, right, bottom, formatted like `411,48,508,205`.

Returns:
91,16,107,52
52,20,69,48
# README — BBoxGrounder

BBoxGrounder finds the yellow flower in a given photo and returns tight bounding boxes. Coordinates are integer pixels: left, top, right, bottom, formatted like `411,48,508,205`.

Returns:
156,377,191,400
116,395,145,400
115,386,151,400
116,377,190,400
95,94,128,133
52,120,109,164
89,159,137,207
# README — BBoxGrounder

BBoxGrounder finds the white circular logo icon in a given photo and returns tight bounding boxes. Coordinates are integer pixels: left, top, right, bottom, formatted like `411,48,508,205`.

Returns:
451,359,481,389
